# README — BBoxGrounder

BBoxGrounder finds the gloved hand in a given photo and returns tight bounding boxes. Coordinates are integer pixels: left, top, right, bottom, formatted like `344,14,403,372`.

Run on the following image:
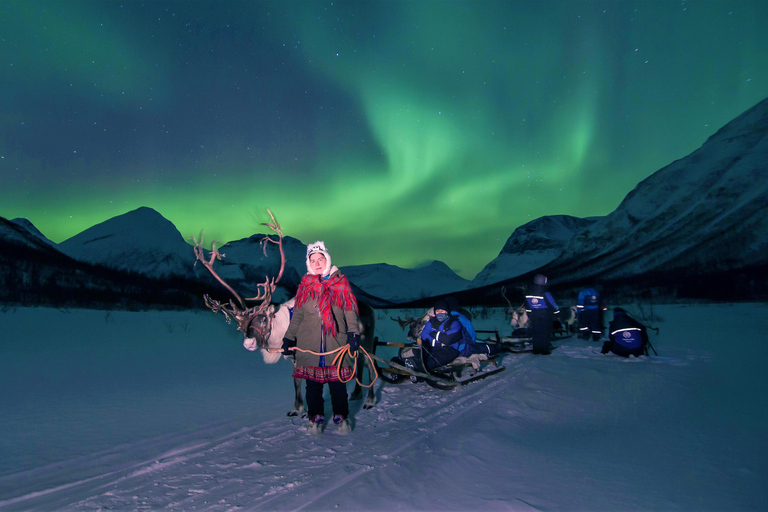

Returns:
282,337,296,355
347,332,360,354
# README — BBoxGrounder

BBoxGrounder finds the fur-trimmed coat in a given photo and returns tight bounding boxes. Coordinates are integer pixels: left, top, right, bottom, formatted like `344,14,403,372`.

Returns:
283,269,360,368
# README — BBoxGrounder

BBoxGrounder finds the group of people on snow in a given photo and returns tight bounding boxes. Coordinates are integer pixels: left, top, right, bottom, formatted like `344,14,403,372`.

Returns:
526,275,650,358
278,240,652,435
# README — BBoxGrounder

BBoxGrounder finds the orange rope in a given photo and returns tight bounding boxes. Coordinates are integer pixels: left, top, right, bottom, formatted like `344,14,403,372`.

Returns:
269,345,378,388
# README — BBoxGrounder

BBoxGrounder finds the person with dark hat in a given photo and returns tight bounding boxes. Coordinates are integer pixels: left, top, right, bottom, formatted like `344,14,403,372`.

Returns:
601,308,649,357
418,299,465,371
525,274,559,355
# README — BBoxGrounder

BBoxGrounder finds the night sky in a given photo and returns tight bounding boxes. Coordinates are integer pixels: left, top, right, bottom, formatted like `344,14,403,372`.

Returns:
2,1,767,278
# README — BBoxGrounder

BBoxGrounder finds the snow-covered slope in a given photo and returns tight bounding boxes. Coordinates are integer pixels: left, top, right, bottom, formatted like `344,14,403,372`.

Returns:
58,207,197,279
9,218,57,247
543,97,768,284
472,215,600,287
342,260,471,303
0,218,57,253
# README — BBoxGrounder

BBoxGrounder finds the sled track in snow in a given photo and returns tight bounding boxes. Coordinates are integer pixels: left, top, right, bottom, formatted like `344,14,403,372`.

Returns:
4,355,535,511
259,362,523,512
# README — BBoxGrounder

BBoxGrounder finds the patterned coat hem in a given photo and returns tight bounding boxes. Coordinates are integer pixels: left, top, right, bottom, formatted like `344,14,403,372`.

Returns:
293,365,354,383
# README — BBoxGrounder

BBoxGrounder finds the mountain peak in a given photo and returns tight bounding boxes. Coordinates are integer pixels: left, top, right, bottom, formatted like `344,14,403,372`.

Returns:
58,207,195,278
540,95,768,288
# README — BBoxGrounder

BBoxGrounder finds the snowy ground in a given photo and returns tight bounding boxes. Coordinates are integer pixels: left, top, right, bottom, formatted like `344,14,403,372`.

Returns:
1,303,766,511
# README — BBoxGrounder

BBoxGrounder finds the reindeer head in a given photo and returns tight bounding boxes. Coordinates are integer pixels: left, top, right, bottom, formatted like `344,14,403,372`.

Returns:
243,303,277,348
502,285,529,328
509,305,529,328
391,310,431,341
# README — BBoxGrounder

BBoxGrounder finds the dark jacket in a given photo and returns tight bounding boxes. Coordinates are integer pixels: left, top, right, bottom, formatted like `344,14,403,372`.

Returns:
603,310,649,357
419,314,462,370
525,284,559,315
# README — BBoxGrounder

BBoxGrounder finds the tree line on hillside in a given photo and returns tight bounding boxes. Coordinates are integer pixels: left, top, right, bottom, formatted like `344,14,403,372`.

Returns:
0,241,216,311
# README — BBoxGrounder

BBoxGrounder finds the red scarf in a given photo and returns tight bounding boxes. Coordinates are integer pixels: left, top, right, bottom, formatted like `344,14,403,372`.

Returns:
294,272,359,337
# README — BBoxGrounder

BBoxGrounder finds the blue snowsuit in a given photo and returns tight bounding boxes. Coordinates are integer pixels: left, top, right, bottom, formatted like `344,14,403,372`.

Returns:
420,314,463,371
577,287,605,341
419,312,500,370
526,284,559,354
602,310,649,357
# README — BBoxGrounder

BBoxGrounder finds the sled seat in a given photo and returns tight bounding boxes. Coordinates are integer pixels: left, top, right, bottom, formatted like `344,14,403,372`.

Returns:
436,354,499,373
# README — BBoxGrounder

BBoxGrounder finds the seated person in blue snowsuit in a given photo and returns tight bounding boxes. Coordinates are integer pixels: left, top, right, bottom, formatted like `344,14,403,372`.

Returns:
577,287,606,341
601,308,649,357
525,274,559,355
419,299,500,371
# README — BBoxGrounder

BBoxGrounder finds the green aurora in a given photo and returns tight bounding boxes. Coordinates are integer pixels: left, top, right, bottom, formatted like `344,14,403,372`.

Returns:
1,0,767,278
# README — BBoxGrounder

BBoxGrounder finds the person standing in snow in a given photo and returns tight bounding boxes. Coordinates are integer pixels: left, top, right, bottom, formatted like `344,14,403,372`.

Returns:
281,241,360,435
576,286,607,341
525,274,559,355
601,308,649,357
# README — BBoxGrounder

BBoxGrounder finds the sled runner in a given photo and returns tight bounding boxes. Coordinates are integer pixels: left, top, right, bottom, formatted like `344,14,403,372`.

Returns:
371,338,505,391
475,326,573,354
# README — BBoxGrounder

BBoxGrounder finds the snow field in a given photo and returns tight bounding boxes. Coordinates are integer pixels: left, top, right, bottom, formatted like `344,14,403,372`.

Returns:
1,303,767,510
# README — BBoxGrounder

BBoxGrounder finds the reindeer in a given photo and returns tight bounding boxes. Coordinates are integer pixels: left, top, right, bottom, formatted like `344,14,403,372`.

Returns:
390,304,473,341
502,285,529,330
391,312,431,341
555,304,578,335
193,210,378,415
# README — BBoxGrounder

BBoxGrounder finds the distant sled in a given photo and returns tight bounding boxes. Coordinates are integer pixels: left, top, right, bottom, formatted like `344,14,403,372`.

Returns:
475,327,574,353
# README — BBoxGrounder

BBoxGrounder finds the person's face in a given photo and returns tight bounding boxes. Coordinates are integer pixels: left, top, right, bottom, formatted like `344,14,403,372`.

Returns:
435,309,448,316
309,253,327,275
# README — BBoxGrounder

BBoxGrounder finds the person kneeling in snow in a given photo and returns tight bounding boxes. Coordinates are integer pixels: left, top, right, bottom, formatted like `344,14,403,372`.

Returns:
601,308,649,357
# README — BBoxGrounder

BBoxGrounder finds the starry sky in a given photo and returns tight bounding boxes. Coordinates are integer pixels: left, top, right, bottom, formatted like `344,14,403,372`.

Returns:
2,1,767,279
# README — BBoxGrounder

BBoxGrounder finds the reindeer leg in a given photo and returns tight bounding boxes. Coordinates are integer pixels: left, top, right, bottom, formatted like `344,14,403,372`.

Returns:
362,337,377,410
349,354,364,401
362,355,377,410
287,376,306,417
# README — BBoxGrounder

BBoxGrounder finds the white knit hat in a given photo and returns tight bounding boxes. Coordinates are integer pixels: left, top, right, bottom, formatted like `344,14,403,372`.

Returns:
306,241,332,276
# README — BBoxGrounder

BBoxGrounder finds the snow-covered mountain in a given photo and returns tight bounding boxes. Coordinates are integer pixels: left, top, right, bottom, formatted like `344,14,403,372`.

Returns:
342,260,471,304
472,215,600,287
537,96,768,292
0,215,205,310
1,218,58,253
58,207,197,280
4,97,768,307
9,218,57,248
0,217,54,254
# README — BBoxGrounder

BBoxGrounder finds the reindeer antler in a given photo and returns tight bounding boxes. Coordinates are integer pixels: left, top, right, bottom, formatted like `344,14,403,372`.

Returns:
193,234,247,310
501,286,513,310
192,209,287,338
245,209,285,305
391,316,420,330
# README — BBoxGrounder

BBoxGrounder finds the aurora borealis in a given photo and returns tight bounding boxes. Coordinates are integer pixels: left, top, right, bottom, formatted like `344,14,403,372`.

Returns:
2,1,767,278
